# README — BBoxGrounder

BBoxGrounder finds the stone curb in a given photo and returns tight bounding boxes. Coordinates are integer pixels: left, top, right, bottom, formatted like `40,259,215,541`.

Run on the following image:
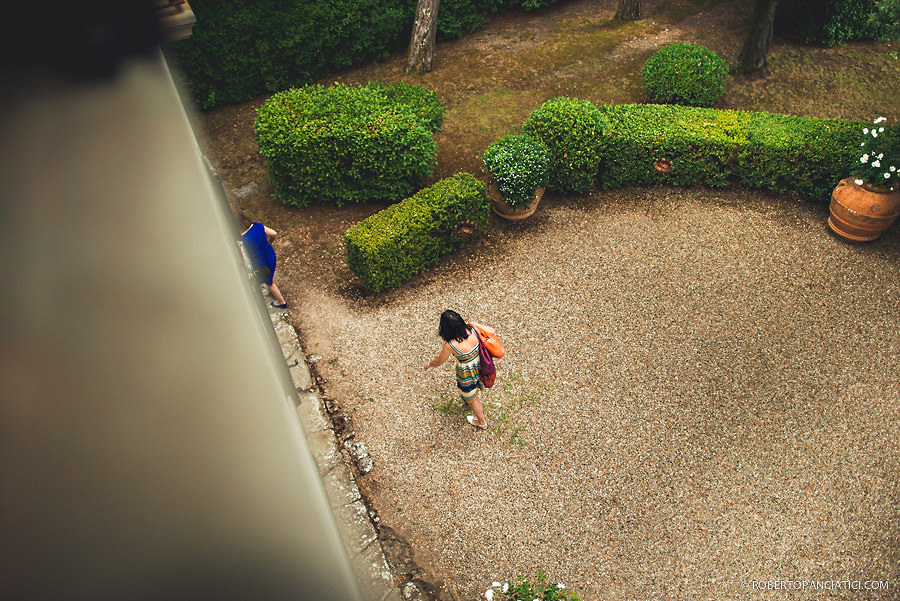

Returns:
268,304,401,601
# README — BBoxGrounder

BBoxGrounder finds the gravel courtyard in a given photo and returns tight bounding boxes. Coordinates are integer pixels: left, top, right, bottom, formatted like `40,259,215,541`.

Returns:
299,187,900,600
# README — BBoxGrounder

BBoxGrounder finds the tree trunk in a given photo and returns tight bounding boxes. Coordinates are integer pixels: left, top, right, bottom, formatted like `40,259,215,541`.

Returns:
615,0,642,21
407,0,440,74
738,0,779,78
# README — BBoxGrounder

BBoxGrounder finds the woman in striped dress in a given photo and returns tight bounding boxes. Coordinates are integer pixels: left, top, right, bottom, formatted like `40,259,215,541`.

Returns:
423,310,496,430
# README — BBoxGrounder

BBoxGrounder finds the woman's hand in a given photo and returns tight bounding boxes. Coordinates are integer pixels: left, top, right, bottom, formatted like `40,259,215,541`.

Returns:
423,360,431,370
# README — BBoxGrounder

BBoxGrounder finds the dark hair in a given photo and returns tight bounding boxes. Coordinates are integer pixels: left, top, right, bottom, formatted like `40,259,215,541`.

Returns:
439,310,470,343
238,212,253,229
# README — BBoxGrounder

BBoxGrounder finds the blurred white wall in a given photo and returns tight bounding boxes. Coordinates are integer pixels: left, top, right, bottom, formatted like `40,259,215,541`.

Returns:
0,50,361,601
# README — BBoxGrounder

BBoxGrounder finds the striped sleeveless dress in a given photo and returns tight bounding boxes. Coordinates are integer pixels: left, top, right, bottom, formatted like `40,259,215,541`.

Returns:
449,337,482,401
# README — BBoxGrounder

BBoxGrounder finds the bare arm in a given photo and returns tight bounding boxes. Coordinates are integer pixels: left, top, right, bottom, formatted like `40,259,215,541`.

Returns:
469,321,496,335
423,342,452,370
264,225,277,240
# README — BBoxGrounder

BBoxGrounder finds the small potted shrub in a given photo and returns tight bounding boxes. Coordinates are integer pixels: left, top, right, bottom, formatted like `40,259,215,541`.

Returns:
481,134,550,220
641,42,729,107
829,116,900,242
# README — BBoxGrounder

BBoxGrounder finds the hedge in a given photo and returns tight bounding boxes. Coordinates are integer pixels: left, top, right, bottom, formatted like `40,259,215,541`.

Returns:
343,173,489,292
170,0,408,110
594,104,900,202
255,82,443,207
521,97,607,194
517,100,899,202
595,104,748,190
774,0,894,46
170,0,569,111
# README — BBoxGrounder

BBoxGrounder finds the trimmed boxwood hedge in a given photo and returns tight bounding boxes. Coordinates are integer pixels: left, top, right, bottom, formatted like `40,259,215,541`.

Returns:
521,97,607,194
594,104,900,202
343,173,489,293
255,81,443,207
596,104,749,190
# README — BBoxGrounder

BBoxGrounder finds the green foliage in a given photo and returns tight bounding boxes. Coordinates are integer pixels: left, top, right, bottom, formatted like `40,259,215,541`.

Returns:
848,117,900,187
342,173,489,292
169,1,571,110
254,82,443,207
482,372,547,447
170,0,408,110
596,104,750,190
849,121,900,187
870,0,900,40
363,80,444,132
733,114,895,200
641,42,729,107
435,0,489,40
521,98,607,194
432,390,469,415
482,135,550,207
775,0,889,46
489,572,581,601
587,103,896,202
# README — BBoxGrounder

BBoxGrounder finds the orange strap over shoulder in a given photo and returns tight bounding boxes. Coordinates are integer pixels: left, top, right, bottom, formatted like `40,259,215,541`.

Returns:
470,323,504,359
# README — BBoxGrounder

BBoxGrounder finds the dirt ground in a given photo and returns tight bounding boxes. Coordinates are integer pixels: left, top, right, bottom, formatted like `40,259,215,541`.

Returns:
181,0,900,597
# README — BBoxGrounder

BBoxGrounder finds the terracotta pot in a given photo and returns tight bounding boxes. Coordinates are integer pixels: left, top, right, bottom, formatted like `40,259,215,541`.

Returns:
828,178,900,242
487,180,545,220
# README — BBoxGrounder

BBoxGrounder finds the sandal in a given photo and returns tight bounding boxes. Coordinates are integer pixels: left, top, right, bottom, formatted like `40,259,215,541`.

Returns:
270,302,288,309
466,415,488,430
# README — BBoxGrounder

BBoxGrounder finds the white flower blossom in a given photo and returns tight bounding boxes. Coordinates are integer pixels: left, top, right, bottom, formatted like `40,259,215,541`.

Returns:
855,179,864,185
872,130,879,138
485,589,494,601
502,583,509,593
891,166,897,172
492,582,502,588
885,172,891,179
878,127,885,132
874,116,887,123
873,160,881,168
863,128,869,134
557,583,566,589
861,154,870,163
877,153,884,159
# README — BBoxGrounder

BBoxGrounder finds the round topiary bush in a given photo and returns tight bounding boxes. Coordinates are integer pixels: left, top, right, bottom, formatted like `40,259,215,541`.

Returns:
521,97,606,194
641,42,729,107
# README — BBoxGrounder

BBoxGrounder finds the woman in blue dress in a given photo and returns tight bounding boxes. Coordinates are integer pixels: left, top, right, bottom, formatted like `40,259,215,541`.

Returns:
240,214,287,308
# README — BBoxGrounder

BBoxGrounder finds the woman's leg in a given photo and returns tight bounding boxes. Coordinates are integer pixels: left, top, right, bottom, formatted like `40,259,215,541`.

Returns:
467,391,487,428
268,282,286,306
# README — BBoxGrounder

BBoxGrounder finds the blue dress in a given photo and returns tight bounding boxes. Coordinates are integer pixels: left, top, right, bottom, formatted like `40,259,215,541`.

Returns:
241,222,277,285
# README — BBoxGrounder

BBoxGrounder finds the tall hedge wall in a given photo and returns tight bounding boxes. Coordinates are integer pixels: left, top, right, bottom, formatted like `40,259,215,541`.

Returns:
343,173,489,292
169,0,569,110
170,0,407,110
775,0,893,46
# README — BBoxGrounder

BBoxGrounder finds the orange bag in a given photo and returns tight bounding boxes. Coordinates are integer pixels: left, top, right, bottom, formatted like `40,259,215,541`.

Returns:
470,323,504,359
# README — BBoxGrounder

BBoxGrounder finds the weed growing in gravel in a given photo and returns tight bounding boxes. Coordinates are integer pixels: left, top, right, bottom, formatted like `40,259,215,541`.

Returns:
485,571,580,600
432,390,468,416
484,372,549,447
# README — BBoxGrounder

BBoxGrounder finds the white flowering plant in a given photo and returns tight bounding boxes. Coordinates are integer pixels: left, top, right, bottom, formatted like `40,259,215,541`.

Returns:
482,134,550,208
485,572,580,601
849,117,898,189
